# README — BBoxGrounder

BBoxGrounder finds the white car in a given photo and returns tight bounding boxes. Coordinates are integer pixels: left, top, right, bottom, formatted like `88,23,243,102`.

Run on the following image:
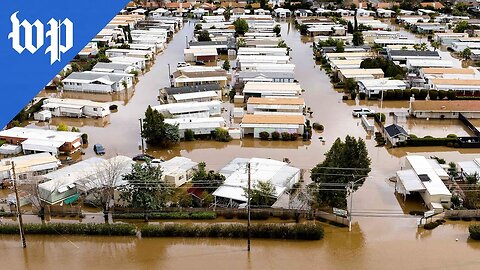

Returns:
352,108,375,117
177,62,190,68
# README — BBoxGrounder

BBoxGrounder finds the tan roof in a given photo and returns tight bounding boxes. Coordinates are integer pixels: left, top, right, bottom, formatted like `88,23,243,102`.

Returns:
420,2,444,9
411,100,480,112
174,70,227,78
423,68,476,75
241,114,305,125
431,78,480,85
247,97,305,105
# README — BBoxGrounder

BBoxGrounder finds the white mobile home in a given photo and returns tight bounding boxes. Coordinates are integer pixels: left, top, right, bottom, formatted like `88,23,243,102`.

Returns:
62,71,134,93
42,98,110,118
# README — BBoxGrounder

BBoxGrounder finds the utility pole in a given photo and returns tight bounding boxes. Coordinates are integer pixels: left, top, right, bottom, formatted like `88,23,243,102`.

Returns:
347,181,354,232
247,162,251,252
12,162,26,248
167,64,173,87
138,118,145,154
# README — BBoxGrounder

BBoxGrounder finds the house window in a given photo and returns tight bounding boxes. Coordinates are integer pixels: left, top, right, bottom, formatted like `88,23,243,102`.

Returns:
93,108,97,111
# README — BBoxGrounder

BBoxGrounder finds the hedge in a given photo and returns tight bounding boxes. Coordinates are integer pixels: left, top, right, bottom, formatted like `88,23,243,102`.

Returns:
0,223,136,236
407,137,457,147
112,211,217,220
469,224,480,240
140,223,324,240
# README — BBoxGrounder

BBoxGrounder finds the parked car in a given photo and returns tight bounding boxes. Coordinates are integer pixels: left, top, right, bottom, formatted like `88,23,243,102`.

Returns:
352,108,375,117
132,153,155,161
93,144,106,155
177,62,190,68
195,60,206,66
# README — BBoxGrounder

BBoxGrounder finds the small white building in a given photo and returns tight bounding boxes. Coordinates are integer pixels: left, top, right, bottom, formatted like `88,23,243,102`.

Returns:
395,155,452,212
247,97,305,114
157,157,199,187
62,71,134,93
0,153,61,183
212,158,300,207
237,47,288,56
41,98,110,118
164,117,226,138
357,79,407,98
38,156,133,205
457,158,480,182
153,100,222,119
241,114,305,138
243,82,302,98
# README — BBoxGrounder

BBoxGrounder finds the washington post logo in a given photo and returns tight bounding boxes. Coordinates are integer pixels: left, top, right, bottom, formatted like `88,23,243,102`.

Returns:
8,11,74,64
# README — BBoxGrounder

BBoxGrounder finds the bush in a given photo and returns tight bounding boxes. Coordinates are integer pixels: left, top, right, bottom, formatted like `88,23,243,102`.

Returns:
374,113,386,123
407,137,457,146
312,123,324,131
259,131,270,140
140,223,324,240
403,89,412,99
447,134,458,139
214,128,232,142
470,224,480,240
112,211,216,220
0,223,136,236
279,212,293,220
281,132,291,141
184,129,195,141
438,90,447,100
222,211,235,219
271,131,280,140
424,220,443,230
429,90,438,100
237,211,270,220
290,133,299,141
359,92,366,100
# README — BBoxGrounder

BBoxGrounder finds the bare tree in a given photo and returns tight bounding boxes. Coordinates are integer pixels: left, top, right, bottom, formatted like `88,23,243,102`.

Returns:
87,156,132,223
22,176,59,223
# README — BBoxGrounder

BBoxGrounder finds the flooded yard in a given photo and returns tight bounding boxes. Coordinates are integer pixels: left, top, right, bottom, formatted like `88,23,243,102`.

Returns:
402,118,475,138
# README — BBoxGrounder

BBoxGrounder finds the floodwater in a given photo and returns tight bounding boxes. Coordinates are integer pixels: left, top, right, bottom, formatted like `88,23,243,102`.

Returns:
5,20,480,269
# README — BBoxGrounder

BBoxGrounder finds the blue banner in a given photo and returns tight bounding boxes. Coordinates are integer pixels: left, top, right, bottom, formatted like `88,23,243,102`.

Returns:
0,0,131,128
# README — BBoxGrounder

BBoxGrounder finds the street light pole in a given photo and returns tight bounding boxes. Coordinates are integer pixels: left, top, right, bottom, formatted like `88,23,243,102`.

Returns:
12,162,26,248
247,162,251,252
138,118,145,154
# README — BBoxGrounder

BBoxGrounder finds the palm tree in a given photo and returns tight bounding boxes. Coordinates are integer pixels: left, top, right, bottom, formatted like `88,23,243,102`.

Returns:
431,41,441,51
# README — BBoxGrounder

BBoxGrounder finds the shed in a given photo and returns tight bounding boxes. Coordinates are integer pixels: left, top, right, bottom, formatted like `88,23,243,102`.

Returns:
384,124,409,146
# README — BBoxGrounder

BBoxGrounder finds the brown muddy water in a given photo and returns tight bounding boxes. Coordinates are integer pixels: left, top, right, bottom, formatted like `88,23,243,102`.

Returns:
5,20,480,269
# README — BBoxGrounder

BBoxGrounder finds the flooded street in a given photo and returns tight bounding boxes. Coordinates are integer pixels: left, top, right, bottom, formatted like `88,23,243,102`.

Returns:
4,20,480,269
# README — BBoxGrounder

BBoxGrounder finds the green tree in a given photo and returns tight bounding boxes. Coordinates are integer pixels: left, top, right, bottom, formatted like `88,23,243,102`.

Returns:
462,48,472,60
360,57,406,78
335,41,345,53
222,59,231,71
223,8,231,21
198,30,211,42
233,18,249,36
347,21,354,34
184,129,195,141
310,136,371,209
299,24,308,35
454,20,470,33
352,32,364,46
431,41,441,51
273,25,281,36
344,78,357,94
57,123,69,131
195,24,203,31
236,38,246,48
245,181,277,207
192,162,225,192
121,161,172,221
141,106,179,147
214,128,231,142
413,43,428,51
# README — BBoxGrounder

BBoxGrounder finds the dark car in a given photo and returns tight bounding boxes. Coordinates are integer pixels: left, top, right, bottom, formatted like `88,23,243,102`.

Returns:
93,144,106,155
195,60,206,66
132,153,155,161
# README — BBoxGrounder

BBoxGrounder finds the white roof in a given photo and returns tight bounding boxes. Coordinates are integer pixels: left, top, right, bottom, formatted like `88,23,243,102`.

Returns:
153,100,221,114
0,127,81,143
407,59,453,68
159,157,198,178
396,169,427,193
358,79,406,89
172,91,218,101
213,158,300,202
243,82,302,93
405,155,451,196
164,117,225,130
0,153,60,175
39,156,132,193
43,98,110,109
457,160,480,176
